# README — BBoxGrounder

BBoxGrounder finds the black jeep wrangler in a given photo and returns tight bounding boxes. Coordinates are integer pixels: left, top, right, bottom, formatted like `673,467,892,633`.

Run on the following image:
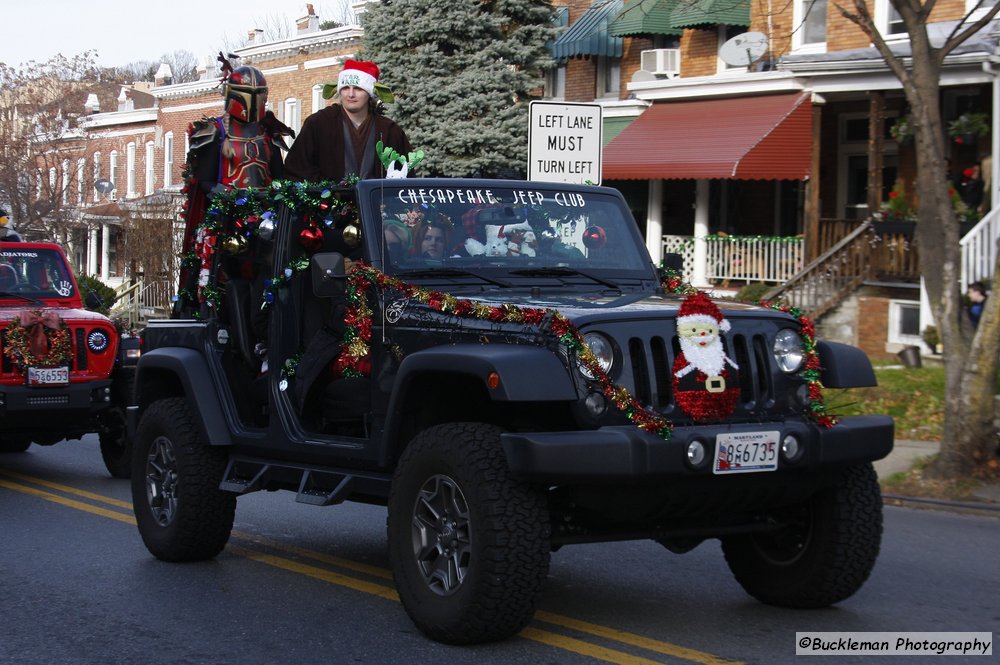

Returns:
129,179,893,644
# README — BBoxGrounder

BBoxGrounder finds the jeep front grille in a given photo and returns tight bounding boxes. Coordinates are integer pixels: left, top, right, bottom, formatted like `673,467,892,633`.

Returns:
627,333,774,413
74,327,87,370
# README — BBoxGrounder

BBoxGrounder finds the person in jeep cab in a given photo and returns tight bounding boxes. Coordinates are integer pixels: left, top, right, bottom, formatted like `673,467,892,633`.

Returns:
283,59,411,183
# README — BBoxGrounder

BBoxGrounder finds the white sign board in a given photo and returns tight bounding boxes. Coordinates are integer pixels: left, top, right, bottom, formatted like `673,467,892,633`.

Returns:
528,101,602,185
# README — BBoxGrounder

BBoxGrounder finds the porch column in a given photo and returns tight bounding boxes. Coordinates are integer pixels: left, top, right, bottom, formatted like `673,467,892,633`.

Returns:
100,223,110,282
645,178,663,264
867,92,885,215
692,179,710,288
992,69,999,211
87,227,98,276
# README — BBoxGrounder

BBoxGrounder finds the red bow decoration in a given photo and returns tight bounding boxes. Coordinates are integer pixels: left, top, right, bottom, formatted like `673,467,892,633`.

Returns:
18,309,62,358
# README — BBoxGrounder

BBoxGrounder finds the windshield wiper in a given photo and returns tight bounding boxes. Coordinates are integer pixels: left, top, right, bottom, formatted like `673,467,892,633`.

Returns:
508,267,621,291
395,267,511,288
0,291,44,305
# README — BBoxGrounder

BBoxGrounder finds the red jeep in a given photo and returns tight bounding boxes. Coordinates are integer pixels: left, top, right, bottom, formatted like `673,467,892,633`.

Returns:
0,241,138,476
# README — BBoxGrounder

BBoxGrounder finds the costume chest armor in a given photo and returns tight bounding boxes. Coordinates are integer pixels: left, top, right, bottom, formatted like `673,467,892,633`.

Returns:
221,122,272,187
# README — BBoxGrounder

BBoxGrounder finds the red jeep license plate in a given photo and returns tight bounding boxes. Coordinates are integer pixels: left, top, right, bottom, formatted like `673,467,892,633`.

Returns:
27,366,69,386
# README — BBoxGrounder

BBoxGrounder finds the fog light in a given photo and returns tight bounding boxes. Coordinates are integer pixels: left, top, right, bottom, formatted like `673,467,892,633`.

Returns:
584,391,607,417
781,434,802,462
686,440,707,469
125,348,141,360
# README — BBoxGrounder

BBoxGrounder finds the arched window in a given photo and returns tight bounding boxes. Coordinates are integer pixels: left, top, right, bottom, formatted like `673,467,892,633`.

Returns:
126,142,136,198
145,141,155,195
164,131,174,187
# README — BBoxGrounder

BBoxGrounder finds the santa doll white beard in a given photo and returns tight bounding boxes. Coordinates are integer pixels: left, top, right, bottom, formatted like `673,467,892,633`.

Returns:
678,335,726,376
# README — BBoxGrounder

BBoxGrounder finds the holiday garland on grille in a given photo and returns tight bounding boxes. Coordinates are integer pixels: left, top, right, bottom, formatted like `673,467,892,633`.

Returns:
3,309,71,369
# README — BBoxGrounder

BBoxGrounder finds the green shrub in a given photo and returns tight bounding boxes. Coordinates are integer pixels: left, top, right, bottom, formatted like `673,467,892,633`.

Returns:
75,274,117,315
734,282,773,303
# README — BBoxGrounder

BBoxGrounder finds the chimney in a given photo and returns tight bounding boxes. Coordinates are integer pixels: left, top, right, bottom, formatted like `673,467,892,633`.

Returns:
84,93,100,115
296,4,319,34
197,56,211,81
154,63,173,87
247,28,264,44
117,87,134,112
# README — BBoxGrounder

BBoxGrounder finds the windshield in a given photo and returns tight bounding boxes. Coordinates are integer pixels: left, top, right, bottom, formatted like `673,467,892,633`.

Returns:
370,184,653,281
0,247,77,300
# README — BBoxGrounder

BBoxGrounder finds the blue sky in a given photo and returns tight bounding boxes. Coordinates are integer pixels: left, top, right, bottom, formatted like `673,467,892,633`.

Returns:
1,1,350,69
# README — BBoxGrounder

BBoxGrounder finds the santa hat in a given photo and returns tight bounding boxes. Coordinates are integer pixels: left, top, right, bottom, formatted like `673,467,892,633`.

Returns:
677,292,730,332
337,59,380,99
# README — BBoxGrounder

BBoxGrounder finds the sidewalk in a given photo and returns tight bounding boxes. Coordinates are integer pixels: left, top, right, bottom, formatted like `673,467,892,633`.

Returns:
876,438,1000,509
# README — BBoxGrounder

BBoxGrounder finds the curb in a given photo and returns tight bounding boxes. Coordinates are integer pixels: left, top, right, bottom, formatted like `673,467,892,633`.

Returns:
883,493,1000,518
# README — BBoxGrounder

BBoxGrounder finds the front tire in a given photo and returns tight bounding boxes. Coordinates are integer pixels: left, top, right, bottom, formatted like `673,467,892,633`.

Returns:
721,462,883,608
388,423,550,645
131,397,236,562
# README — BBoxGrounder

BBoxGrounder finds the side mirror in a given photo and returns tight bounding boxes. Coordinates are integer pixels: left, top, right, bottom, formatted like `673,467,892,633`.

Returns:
311,252,347,297
85,290,103,310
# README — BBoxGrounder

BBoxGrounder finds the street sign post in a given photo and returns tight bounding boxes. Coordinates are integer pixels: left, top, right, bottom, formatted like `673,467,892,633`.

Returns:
528,101,602,185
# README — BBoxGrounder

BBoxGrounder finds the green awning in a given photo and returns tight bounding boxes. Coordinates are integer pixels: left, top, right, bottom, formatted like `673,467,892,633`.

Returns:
609,0,681,37
668,0,751,30
552,0,624,62
603,116,637,146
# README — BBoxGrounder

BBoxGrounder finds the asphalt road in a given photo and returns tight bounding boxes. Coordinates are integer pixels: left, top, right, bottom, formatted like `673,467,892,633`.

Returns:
1,436,996,664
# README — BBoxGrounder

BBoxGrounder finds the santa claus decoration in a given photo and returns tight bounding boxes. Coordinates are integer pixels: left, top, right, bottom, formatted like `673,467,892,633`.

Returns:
672,292,741,421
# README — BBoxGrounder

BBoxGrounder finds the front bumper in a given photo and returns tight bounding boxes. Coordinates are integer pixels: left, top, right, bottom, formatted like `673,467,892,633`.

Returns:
502,415,894,482
0,379,114,433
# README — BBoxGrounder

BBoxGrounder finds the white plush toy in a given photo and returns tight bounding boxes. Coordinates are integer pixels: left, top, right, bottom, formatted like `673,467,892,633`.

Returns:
464,221,536,257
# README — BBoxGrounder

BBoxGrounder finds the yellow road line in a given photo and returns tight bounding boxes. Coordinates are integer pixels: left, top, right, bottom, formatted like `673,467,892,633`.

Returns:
0,469,742,664
535,612,741,665
0,478,135,525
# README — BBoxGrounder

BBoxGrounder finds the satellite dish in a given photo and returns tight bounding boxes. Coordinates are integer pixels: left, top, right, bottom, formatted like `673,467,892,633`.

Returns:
719,32,769,67
94,179,115,194
631,69,656,83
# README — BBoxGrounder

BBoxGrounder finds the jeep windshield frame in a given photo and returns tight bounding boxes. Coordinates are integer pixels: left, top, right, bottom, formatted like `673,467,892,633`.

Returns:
0,246,78,302
358,179,659,287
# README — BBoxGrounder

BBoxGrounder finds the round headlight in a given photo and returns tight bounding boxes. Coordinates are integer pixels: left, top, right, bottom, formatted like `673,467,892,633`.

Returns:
87,329,109,353
578,332,614,379
773,329,805,373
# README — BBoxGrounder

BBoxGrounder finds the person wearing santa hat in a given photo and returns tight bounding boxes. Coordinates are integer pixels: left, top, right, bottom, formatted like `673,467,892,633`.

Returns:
284,59,412,182
672,292,741,422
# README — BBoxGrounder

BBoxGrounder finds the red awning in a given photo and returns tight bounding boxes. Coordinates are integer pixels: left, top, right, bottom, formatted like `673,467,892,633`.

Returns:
603,92,813,180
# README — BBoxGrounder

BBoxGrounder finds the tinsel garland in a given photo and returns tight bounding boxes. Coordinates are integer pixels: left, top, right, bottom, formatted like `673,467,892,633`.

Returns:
3,310,72,369
658,268,835,428
335,262,673,439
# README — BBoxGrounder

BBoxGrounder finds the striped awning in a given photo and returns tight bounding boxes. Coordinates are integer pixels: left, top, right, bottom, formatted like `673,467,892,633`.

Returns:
603,93,813,180
551,0,624,61
609,0,681,37
668,0,751,30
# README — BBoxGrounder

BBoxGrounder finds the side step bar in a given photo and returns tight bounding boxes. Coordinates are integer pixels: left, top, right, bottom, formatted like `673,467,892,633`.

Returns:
220,456,392,506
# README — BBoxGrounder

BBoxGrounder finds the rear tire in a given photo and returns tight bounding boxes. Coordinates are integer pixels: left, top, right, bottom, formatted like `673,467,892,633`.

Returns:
388,423,550,644
100,406,131,478
721,463,883,608
131,397,236,562
0,437,31,453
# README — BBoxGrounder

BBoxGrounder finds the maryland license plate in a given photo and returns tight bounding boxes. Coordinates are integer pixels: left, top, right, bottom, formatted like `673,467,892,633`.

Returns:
27,366,70,386
713,431,780,474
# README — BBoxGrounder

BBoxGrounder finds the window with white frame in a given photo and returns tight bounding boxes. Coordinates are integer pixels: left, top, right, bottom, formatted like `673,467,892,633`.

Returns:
164,132,174,187
545,63,566,99
61,159,69,205
93,152,101,201
126,142,136,198
284,98,301,142
76,158,85,204
312,84,324,115
49,167,56,196
875,0,907,38
145,141,155,195
888,299,922,346
792,0,827,52
109,151,118,197
183,132,190,159
596,56,620,98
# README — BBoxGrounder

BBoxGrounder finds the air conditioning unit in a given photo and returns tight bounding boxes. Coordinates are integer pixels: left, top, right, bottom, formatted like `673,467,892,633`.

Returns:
641,49,680,78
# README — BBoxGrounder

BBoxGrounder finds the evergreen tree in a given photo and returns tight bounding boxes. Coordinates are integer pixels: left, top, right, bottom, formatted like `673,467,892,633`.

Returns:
361,0,556,177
